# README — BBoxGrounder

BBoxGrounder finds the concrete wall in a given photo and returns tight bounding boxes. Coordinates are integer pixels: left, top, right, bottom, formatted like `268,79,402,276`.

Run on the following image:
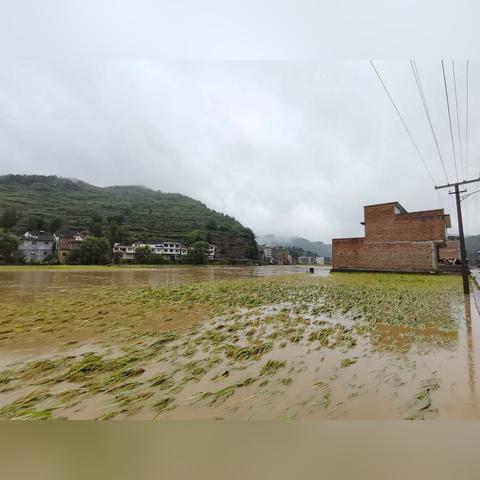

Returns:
438,240,460,260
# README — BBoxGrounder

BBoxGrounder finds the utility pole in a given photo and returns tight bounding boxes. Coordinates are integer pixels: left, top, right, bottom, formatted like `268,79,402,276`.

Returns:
435,177,480,295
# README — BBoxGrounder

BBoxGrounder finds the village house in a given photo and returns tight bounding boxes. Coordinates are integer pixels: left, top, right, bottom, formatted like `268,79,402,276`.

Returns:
57,232,87,263
332,202,452,273
112,240,216,261
297,255,325,265
18,231,57,263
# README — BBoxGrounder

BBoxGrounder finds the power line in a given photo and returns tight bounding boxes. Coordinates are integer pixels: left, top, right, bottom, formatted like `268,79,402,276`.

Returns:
409,60,452,213
370,60,437,188
466,60,470,178
410,60,450,184
466,60,479,233
441,60,459,182
452,61,464,179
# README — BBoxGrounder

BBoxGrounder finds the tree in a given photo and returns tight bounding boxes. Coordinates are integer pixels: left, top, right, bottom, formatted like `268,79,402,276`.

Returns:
206,219,218,230
48,217,62,233
134,246,153,264
187,241,210,264
90,214,103,237
185,229,204,245
0,230,19,262
44,253,61,265
0,209,19,230
107,221,124,245
68,236,110,265
27,215,45,232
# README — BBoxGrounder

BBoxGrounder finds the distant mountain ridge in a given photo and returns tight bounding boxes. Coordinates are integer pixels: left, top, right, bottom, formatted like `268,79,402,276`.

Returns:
0,174,257,261
256,234,332,257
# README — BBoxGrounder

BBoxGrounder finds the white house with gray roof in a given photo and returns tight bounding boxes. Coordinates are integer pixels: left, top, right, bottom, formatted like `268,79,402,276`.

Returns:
19,232,57,263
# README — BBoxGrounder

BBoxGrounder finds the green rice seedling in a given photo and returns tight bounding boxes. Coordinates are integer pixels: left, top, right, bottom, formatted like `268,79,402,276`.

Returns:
223,342,273,361
55,389,82,403
341,358,358,368
149,331,177,350
64,353,106,381
0,390,52,419
289,328,305,344
0,369,14,386
149,373,174,389
404,377,440,420
153,397,175,414
308,327,335,347
97,411,118,420
199,378,256,406
260,360,286,376
16,408,53,420
332,327,357,351
182,361,207,382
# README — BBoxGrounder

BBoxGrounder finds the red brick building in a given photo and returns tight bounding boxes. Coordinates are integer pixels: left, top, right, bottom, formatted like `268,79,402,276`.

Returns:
332,202,452,273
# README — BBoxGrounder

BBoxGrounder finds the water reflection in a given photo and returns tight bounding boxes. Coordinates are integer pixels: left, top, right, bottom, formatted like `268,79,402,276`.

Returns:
0,265,330,302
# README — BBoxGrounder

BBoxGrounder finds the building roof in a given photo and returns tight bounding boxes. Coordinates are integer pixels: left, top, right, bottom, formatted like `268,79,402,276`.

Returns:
364,201,407,213
23,231,55,241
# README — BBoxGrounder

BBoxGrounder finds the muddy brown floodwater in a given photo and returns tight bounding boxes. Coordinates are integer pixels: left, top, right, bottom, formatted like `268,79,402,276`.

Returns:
1,265,480,420
0,265,327,302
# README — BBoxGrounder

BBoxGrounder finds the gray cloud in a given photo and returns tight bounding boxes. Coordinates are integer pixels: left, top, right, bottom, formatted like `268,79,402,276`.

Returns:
1,60,479,241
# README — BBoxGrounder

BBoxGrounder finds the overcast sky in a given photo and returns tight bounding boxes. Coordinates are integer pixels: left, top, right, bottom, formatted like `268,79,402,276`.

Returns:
1,60,480,241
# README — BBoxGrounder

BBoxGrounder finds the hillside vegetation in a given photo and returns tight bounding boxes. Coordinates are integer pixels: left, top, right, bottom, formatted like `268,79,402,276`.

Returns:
0,175,257,261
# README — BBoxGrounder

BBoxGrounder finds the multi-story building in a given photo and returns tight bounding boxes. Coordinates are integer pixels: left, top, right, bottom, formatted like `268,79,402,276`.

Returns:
19,232,57,263
258,245,273,264
332,202,451,273
113,240,215,262
207,243,216,260
57,232,86,263
271,246,290,265
112,244,137,261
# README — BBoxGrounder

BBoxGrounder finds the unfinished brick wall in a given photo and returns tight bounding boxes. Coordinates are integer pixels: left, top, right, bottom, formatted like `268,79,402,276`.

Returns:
333,238,437,272
365,204,447,242
332,202,449,273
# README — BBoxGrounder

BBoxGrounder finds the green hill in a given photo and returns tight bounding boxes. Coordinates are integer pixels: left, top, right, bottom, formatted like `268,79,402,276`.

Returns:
0,174,257,261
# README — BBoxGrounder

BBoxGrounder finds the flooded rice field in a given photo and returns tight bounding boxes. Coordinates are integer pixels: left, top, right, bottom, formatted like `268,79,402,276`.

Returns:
0,265,321,302
0,265,479,420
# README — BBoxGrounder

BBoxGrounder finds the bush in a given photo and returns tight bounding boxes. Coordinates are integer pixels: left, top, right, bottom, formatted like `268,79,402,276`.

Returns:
66,236,110,265
0,230,19,263
44,253,61,265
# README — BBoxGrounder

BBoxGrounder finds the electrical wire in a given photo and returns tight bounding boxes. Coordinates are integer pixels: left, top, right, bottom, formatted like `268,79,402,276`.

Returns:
452,61,464,179
466,60,470,178
410,60,450,185
370,60,438,188
441,60,459,182
409,60,453,212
